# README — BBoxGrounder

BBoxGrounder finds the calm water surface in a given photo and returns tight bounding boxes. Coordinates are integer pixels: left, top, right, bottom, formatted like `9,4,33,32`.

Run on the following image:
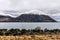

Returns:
0,22,60,29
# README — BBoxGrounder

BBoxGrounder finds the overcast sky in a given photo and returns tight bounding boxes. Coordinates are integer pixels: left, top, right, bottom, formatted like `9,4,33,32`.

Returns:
0,0,60,10
0,0,60,21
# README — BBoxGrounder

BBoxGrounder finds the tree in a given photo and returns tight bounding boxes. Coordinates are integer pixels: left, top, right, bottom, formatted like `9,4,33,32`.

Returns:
21,29,27,35
35,26,41,30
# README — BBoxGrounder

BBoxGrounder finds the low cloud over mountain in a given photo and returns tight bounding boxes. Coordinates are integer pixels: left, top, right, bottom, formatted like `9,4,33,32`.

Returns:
0,9,60,21
0,13,56,22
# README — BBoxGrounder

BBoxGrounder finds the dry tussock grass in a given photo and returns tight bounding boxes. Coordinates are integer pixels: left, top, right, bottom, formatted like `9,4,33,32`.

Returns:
0,34,60,40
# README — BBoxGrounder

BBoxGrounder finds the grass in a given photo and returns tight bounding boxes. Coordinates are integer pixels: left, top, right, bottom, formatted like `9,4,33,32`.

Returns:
0,34,60,40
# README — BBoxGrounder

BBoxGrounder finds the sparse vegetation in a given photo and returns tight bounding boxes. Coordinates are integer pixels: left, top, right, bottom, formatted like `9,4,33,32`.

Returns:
0,27,60,40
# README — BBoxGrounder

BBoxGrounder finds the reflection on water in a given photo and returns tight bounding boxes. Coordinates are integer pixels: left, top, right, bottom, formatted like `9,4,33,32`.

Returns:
0,22,60,29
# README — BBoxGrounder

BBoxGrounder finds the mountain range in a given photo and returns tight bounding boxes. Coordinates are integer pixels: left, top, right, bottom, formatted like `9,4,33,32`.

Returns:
0,14,56,22
0,10,57,22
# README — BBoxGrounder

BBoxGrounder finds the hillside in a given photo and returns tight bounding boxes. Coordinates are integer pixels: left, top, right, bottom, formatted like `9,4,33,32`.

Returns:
16,14,56,22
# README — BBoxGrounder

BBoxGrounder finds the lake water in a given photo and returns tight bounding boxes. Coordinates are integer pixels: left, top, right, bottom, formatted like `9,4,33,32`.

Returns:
0,22,60,29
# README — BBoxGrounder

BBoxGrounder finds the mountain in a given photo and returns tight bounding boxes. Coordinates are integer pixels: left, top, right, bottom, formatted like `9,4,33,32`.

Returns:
0,10,57,22
0,14,56,22
16,14,56,22
24,9,48,15
0,15,15,22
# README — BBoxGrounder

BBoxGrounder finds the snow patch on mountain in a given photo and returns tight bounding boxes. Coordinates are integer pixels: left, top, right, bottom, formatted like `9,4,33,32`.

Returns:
0,9,49,17
0,10,60,17
0,9,60,21
0,11,17,17
24,9,48,15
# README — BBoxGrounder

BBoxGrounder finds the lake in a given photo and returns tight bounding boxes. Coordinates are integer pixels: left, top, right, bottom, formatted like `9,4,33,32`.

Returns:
0,22,60,29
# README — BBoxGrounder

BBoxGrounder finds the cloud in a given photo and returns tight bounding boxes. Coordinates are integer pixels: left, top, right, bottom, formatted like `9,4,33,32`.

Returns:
9,0,60,10
0,0,11,10
0,0,60,10
0,11,18,17
0,0,60,21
